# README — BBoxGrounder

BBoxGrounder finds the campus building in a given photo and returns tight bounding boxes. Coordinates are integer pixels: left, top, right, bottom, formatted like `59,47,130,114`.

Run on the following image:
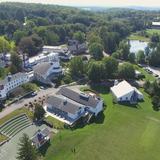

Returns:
0,73,30,100
110,80,143,104
46,87,103,125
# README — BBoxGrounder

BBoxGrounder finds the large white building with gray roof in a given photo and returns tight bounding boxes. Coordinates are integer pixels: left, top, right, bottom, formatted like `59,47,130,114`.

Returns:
0,72,30,100
45,87,103,125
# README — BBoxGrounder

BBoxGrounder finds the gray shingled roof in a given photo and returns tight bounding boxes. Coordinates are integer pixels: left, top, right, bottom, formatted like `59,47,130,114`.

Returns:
0,72,27,85
33,62,52,75
46,95,82,114
58,87,100,108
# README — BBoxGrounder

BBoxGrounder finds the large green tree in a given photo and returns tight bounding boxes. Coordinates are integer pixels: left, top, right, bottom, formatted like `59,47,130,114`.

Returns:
0,36,11,53
17,134,38,160
34,104,46,121
10,52,22,73
73,31,85,43
118,62,135,79
88,61,104,83
89,42,103,60
69,56,85,77
137,50,145,64
19,34,43,56
103,57,118,78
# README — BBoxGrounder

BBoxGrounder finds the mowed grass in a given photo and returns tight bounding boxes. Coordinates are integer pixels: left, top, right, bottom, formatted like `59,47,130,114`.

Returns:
44,88,160,160
128,34,150,42
0,134,8,143
146,29,160,36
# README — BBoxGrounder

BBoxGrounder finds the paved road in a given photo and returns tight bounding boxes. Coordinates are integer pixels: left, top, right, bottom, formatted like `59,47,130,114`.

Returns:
0,87,58,119
147,66,160,78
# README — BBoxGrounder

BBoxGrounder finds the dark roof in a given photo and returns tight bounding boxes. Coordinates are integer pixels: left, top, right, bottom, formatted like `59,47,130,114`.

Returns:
33,62,52,75
46,95,82,114
58,87,100,108
31,128,50,145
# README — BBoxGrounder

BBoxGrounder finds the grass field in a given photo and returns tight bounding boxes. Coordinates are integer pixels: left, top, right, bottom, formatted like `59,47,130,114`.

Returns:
146,29,160,35
44,87,160,160
134,65,156,81
0,134,8,143
128,34,150,42
45,116,65,129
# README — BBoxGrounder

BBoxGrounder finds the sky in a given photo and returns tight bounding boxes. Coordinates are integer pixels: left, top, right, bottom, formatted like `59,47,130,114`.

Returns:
1,0,160,7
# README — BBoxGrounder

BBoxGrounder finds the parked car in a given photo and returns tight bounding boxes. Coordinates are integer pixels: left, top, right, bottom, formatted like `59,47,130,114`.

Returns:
31,91,37,97
40,86,45,90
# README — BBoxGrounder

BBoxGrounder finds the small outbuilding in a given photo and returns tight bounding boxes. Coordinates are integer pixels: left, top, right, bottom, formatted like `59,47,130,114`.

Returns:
110,80,143,104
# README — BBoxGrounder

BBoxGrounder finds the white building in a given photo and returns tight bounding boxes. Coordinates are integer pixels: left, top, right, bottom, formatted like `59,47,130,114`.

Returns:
152,22,160,29
28,52,59,66
42,45,68,54
46,87,103,125
0,72,30,100
110,80,143,104
33,61,62,85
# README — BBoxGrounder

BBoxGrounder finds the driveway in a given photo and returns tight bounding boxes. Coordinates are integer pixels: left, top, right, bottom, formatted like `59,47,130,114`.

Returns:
0,87,58,119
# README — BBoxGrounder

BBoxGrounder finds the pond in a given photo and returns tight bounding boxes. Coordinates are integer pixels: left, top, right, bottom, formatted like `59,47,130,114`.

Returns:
129,40,148,54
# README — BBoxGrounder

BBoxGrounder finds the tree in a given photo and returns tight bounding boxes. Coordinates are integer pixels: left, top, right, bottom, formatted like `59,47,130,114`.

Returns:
69,56,85,77
15,9,25,22
99,27,120,54
0,36,11,53
34,104,46,121
103,57,118,78
88,61,104,83
152,96,160,111
87,32,102,45
137,50,145,64
10,52,22,72
151,33,160,43
19,34,43,56
0,67,6,79
128,53,135,63
118,40,130,60
13,30,27,45
73,31,85,43
89,42,103,60
45,31,59,45
17,134,38,160
118,62,135,79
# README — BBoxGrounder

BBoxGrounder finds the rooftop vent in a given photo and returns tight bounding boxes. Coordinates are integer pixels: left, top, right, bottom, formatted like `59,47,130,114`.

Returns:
80,93,89,101
63,97,67,105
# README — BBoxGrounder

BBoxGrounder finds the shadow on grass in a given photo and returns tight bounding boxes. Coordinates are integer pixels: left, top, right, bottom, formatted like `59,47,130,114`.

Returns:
90,84,110,94
39,141,51,156
90,111,105,124
71,111,106,130
118,102,138,109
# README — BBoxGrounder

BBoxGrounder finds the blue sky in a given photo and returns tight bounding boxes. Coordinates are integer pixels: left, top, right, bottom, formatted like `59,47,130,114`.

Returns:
1,0,160,7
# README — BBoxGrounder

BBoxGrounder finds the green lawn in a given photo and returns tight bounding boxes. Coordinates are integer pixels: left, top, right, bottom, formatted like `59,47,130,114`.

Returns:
134,65,156,81
146,29,160,36
0,134,8,143
45,116,65,129
128,34,150,42
0,108,33,126
44,87,160,160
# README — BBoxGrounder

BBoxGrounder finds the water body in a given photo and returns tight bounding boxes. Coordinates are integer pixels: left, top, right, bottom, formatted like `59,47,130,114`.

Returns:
130,40,148,54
